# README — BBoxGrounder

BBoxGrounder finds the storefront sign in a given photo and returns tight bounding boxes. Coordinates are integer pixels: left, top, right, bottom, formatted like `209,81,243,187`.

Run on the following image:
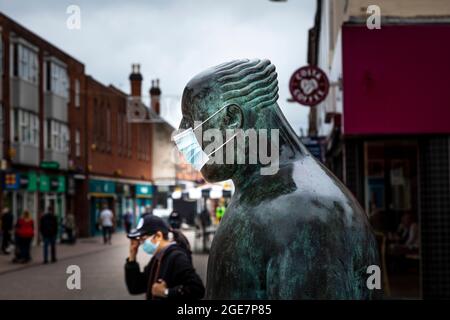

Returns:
51,176,66,193
136,184,153,198
4,172,20,190
116,183,131,197
20,172,38,192
289,65,329,106
89,180,116,194
40,161,60,170
39,175,51,192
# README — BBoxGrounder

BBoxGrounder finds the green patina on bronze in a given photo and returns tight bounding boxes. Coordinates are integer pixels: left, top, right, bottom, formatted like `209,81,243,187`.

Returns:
179,59,380,299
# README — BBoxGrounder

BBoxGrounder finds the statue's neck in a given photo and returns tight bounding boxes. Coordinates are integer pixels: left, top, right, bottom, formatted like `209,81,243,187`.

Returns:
231,104,307,200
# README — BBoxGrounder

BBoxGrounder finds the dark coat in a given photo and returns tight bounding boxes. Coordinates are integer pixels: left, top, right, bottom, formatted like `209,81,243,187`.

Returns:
1,212,13,231
125,244,205,300
40,213,58,238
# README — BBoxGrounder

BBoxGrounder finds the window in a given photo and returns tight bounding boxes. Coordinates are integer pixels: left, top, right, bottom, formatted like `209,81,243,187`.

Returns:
75,130,81,157
127,122,132,158
47,61,68,98
117,113,123,155
13,109,39,146
31,115,39,146
75,79,80,107
17,44,38,84
106,106,111,151
46,119,69,152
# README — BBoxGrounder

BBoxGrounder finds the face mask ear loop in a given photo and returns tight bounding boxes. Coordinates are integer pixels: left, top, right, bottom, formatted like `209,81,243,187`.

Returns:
207,132,239,157
193,104,228,131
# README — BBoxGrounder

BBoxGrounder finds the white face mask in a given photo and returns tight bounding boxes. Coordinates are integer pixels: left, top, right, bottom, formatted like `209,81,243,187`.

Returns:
173,105,237,171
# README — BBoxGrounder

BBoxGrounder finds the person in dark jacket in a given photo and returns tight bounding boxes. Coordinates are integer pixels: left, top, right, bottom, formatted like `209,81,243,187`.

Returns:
125,215,205,300
1,207,13,254
39,207,58,263
168,210,182,230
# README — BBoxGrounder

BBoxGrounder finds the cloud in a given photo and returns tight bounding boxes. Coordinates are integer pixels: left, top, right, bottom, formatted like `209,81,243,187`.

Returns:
0,0,315,132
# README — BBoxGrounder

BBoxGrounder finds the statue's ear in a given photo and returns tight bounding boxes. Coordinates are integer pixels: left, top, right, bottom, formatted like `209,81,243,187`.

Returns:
224,104,243,129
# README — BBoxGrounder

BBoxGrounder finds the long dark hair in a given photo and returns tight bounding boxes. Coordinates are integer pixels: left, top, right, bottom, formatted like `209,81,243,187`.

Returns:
161,228,192,258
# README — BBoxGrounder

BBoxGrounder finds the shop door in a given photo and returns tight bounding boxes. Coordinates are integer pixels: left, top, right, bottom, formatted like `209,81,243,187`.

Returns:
42,194,65,237
364,141,420,298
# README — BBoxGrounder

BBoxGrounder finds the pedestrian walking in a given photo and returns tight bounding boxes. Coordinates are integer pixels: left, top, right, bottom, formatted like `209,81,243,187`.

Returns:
40,207,58,263
100,204,114,244
1,207,13,255
63,213,76,244
125,215,205,300
142,204,153,218
168,210,182,229
123,210,133,234
13,210,34,263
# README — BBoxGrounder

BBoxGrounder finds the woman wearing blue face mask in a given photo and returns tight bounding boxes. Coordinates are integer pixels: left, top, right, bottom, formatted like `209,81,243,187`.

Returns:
124,215,205,300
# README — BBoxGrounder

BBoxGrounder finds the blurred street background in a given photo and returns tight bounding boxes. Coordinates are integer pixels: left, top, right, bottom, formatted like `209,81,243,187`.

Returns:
0,230,208,299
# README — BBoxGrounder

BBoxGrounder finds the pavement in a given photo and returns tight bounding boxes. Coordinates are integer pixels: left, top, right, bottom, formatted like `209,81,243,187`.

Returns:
0,230,209,299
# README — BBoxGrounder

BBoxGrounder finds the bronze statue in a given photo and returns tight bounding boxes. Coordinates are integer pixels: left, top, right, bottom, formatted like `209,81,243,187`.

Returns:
177,59,380,299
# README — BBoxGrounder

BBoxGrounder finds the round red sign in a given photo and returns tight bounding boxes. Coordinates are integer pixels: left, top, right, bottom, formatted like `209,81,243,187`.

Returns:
289,66,329,106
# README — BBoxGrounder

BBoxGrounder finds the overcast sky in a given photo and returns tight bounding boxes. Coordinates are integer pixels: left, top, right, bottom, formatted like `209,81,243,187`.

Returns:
0,0,315,134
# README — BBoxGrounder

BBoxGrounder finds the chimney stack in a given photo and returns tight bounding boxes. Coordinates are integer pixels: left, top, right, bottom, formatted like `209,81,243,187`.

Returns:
129,63,143,97
150,78,162,115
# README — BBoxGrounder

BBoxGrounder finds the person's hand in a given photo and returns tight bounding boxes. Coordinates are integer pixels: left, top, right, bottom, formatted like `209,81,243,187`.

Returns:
152,279,168,298
128,239,140,261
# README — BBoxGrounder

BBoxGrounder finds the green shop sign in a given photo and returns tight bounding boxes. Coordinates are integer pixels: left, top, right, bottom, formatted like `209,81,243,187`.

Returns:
136,184,153,197
39,175,50,192
40,161,60,170
89,180,116,194
19,172,38,192
39,175,66,193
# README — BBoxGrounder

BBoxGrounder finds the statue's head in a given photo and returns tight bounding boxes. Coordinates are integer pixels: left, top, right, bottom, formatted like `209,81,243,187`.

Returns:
178,58,279,182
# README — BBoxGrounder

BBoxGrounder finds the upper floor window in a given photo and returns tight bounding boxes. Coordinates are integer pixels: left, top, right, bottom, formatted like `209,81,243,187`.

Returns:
45,119,69,152
12,109,39,146
46,61,69,98
75,129,81,157
75,79,80,107
11,43,39,84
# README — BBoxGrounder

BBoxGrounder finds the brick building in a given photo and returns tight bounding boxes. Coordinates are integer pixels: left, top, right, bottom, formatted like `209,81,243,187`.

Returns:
78,68,153,236
0,12,85,239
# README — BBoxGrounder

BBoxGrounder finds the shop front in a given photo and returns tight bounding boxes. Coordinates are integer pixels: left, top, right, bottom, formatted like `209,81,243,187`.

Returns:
88,179,116,236
3,172,39,232
134,184,153,223
2,171,66,242
39,174,66,238
116,183,134,230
